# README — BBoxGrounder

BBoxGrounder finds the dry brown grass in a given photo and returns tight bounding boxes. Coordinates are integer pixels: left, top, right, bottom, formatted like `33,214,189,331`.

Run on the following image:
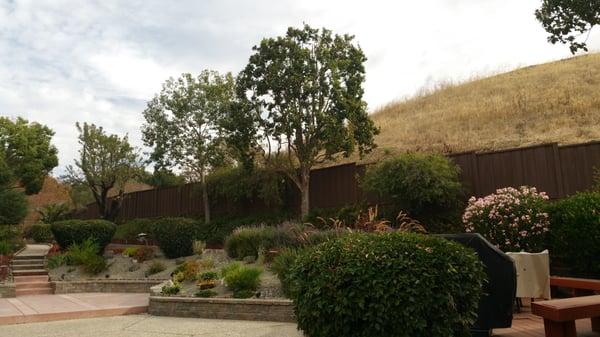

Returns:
335,53,597,166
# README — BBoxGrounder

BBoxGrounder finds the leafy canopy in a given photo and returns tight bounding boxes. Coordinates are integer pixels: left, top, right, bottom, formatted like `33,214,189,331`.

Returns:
66,123,142,220
536,0,600,53
142,71,236,180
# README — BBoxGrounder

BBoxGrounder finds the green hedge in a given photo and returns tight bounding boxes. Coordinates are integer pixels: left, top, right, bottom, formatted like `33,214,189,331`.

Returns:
115,218,158,241
547,192,600,278
50,219,116,251
25,223,54,243
288,232,485,337
152,218,198,258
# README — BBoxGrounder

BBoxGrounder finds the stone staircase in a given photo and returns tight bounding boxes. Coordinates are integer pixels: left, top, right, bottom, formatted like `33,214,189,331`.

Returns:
11,254,53,296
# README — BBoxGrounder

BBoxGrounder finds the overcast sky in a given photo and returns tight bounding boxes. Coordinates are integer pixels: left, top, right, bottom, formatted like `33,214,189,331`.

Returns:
1,0,598,174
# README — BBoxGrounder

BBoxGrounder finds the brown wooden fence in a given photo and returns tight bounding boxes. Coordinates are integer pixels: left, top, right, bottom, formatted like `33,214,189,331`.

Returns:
76,141,600,221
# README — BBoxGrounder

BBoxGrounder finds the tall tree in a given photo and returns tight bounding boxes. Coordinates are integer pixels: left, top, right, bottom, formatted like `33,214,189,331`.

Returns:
142,71,235,223
536,0,600,53
233,24,379,217
0,117,58,225
66,123,142,221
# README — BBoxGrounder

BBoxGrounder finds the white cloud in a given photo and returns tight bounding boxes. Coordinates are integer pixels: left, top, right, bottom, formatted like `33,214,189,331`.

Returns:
0,0,597,174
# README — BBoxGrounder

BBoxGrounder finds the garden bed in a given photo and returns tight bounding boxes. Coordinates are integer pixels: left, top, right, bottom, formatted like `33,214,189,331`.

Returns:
148,296,294,322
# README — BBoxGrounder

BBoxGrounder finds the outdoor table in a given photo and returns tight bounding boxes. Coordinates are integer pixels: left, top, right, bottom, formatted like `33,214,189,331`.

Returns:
506,250,551,300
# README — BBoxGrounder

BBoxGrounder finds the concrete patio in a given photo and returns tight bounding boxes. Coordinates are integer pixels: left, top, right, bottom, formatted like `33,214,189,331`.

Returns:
0,293,148,325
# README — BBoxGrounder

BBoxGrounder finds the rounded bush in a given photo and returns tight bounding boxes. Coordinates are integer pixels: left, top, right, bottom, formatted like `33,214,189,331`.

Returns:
362,153,463,232
114,218,158,241
25,223,54,243
152,217,198,258
547,192,600,278
50,219,116,252
289,232,485,337
463,186,550,252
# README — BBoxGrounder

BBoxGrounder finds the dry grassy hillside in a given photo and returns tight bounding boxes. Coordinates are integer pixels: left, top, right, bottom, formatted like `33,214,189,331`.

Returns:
369,53,600,159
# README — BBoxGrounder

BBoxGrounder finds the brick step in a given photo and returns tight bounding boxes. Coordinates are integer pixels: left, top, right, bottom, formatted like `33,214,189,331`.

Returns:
15,281,52,289
12,269,48,276
13,275,49,283
11,259,46,266
11,264,46,271
15,287,53,296
12,255,45,261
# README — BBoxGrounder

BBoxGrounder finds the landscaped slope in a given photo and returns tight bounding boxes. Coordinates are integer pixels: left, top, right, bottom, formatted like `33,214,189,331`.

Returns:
370,53,600,157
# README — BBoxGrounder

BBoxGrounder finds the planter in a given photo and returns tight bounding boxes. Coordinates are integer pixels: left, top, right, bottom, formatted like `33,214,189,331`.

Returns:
149,296,295,322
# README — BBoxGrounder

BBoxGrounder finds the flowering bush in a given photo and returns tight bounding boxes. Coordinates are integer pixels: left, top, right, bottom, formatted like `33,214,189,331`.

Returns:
463,186,550,252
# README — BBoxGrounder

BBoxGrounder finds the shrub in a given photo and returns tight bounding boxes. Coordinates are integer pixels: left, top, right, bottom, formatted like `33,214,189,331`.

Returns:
26,223,54,243
0,240,10,255
134,246,154,262
199,271,219,281
152,218,198,258
362,153,464,232
304,205,363,229
463,186,550,252
195,289,218,298
145,261,165,276
288,232,485,337
47,254,67,269
547,192,600,278
0,189,28,225
37,203,71,223
193,240,205,255
221,262,262,297
0,226,24,254
224,225,298,259
65,239,106,275
161,282,181,296
122,247,138,257
270,249,304,298
114,218,158,241
82,255,107,275
50,219,116,252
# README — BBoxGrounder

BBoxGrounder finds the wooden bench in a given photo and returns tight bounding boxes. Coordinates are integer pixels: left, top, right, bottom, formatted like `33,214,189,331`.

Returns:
531,295,600,337
550,276,600,297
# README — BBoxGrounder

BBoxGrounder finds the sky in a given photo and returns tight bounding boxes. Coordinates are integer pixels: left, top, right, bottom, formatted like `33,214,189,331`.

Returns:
0,0,598,174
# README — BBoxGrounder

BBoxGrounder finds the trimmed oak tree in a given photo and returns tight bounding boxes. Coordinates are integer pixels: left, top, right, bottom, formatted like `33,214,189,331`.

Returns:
0,117,58,224
234,24,379,217
536,0,600,53
66,123,142,221
142,71,235,223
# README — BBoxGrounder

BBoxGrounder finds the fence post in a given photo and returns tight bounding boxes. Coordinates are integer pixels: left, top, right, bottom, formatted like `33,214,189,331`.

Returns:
552,143,565,198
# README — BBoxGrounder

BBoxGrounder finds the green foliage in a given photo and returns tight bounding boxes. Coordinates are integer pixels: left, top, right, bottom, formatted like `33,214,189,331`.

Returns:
289,232,486,337
0,188,28,225
122,247,138,257
0,226,24,254
232,24,379,217
114,218,158,241
47,254,67,269
221,262,262,297
547,192,600,278
152,218,198,258
26,223,54,243
65,122,143,221
161,282,181,296
304,205,363,229
145,261,166,277
270,249,304,298
193,241,205,256
50,219,116,252
199,271,219,281
140,168,185,188
0,117,58,195
194,289,217,298
142,70,236,223
0,240,11,255
535,1,599,53
362,153,464,232
207,166,287,208
37,203,71,223
65,238,107,275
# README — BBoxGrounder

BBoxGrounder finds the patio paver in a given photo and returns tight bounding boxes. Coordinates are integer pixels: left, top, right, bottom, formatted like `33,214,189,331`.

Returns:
0,293,149,325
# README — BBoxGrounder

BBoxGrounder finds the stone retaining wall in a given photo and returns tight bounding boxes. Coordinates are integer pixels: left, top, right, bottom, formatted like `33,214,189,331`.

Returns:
149,296,295,322
53,279,165,294
0,283,15,298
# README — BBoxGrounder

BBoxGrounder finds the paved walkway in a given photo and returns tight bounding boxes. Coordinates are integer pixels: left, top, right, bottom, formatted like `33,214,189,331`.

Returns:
0,293,149,325
15,244,51,257
0,314,302,337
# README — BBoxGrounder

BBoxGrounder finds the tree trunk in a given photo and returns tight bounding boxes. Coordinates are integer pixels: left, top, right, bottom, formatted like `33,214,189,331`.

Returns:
202,172,211,223
299,167,310,218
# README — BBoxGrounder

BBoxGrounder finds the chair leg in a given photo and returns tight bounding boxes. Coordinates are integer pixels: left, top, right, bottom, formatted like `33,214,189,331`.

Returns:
543,319,576,337
592,317,600,332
